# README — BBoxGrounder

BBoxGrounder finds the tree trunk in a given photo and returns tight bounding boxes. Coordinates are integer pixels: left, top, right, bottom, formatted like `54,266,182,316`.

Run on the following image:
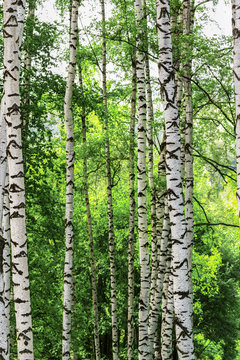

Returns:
100,1,119,359
0,230,7,359
128,52,137,360
2,174,10,360
183,0,194,315
156,0,195,358
134,1,150,359
148,139,167,360
142,2,159,357
79,65,101,360
62,1,78,359
3,1,34,359
231,0,240,225
0,97,7,235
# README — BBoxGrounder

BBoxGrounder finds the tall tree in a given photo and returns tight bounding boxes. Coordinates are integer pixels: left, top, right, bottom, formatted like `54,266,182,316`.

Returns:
62,1,79,359
156,0,195,358
183,0,194,305
3,1,34,359
2,174,10,360
127,51,137,360
79,64,101,360
134,0,150,359
232,0,240,225
100,1,119,359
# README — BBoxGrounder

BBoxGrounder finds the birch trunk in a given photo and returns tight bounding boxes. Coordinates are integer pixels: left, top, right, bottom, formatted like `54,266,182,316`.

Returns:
156,0,195,358
3,174,10,360
22,0,36,130
183,0,194,312
79,65,101,360
134,1,150,359
0,97,7,232
142,4,159,355
3,1,34,359
62,1,78,359
0,228,7,359
100,1,118,358
232,0,240,225
161,270,174,360
128,53,137,360
148,144,167,360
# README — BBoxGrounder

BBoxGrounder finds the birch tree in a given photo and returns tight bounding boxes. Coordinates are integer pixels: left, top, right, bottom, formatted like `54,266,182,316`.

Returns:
183,0,194,305
128,52,137,360
232,0,240,225
100,1,119,359
2,175,10,360
3,0,34,359
156,0,195,357
134,1,150,359
79,64,101,360
62,1,79,359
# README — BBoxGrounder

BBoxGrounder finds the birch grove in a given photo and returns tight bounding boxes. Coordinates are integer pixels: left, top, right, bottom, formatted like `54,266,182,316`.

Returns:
0,0,239,359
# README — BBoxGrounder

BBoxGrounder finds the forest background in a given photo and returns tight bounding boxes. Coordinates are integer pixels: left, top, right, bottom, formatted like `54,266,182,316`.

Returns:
1,0,240,359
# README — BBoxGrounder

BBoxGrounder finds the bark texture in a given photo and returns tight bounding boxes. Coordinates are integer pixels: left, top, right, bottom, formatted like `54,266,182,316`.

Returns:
128,53,137,360
3,176,10,360
134,1,150,359
232,0,240,225
3,1,34,359
0,97,7,233
62,1,78,359
156,0,195,358
183,0,194,311
100,1,119,358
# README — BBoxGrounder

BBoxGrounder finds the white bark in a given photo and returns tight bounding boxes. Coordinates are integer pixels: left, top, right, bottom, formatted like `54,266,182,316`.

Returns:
0,234,7,359
100,1,119,358
0,97,7,234
232,0,240,225
156,0,195,358
4,0,34,359
183,0,194,315
79,65,101,360
62,1,78,359
134,1,150,359
3,174,10,360
128,53,137,360
161,268,174,360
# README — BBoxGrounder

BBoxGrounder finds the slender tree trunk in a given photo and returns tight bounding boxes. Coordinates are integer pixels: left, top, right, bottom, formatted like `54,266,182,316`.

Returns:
79,65,101,360
128,52,137,360
231,0,240,225
0,229,7,359
134,1,150,359
148,143,167,360
0,97,7,232
3,1,34,359
22,0,36,131
100,1,118,359
3,174,10,360
161,267,174,360
62,1,78,359
142,3,159,356
156,0,195,358
183,0,194,314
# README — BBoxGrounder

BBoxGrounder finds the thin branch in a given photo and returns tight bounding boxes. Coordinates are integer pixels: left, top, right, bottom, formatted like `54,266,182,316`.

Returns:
194,222,239,228
78,14,103,73
193,196,210,223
